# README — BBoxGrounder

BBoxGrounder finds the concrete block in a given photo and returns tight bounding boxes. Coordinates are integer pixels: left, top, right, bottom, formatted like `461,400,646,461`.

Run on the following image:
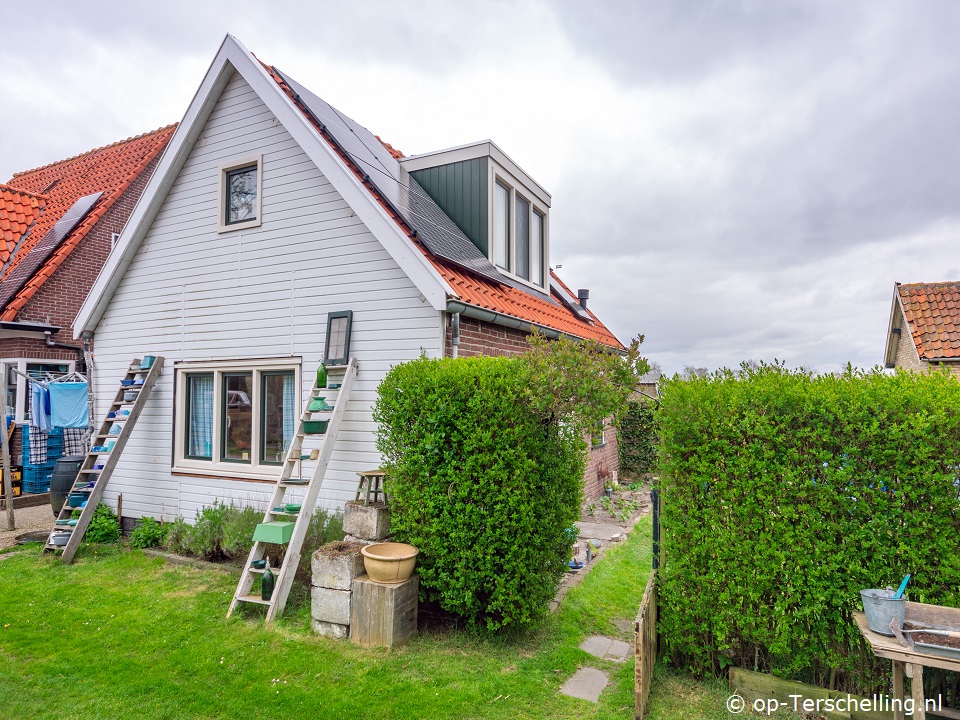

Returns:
311,542,365,590
311,586,352,626
311,619,349,639
343,534,382,546
351,574,418,649
560,667,608,703
343,501,391,541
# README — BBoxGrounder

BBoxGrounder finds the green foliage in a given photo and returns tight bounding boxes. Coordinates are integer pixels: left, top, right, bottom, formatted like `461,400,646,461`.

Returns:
221,505,263,559
619,397,658,476
164,517,191,555
129,517,167,549
523,332,649,433
375,355,585,633
186,500,231,561
657,363,960,692
85,503,121,544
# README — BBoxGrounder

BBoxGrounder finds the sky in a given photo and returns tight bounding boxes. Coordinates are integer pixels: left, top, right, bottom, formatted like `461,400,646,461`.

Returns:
3,0,959,375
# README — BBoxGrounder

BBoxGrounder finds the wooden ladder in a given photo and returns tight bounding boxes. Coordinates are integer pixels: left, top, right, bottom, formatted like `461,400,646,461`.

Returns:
227,357,358,622
46,356,164,564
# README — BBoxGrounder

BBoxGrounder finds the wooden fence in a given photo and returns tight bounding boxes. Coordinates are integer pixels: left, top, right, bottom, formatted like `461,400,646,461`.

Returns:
635,570,657,719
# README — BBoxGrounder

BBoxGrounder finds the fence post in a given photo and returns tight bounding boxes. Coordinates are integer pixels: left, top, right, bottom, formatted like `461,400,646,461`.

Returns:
651,486,660,570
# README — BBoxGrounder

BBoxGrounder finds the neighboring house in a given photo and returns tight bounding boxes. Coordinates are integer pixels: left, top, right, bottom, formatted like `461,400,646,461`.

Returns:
0,126,175,467
884,281,960,376
74,35,625,524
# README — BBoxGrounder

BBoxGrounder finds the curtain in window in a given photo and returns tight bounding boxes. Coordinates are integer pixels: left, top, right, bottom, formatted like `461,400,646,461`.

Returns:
188,374,214,458
282,373,295,452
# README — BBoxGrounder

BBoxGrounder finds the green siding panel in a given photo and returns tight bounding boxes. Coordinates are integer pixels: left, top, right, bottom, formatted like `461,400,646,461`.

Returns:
411,158,488,256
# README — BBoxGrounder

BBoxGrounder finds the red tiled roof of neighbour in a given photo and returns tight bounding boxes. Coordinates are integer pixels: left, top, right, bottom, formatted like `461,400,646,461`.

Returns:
897,281,960,359
0,125,176,321
0,184,47,265
260,61,623,349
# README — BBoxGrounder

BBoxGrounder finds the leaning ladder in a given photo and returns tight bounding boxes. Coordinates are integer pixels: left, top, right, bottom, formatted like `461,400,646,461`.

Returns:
46,357,164,564
227,357,358,622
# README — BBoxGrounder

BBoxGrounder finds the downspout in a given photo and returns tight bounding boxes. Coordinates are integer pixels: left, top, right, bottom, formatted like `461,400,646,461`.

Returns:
45,331,86,374
81,334,96,441
451,312,460,359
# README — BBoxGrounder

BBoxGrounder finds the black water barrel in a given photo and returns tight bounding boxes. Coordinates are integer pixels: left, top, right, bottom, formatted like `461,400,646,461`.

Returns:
50,455,84,517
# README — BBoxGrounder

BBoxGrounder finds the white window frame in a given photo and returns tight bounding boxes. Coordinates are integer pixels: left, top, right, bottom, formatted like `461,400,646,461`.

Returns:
488,165,549,291
2,358,76,425
173,358,300,481
217,154,263,233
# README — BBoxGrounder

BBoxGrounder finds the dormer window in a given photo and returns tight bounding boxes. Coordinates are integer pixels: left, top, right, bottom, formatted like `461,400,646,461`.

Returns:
490,175,547,288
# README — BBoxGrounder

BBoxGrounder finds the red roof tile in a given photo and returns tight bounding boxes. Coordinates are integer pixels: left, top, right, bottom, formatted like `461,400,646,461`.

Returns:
260,62,622,349
0,184,47,265
1,125,176,321
897,281,960,360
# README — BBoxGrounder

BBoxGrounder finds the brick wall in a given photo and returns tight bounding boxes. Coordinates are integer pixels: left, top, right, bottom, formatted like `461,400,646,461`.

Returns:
443,313,615,500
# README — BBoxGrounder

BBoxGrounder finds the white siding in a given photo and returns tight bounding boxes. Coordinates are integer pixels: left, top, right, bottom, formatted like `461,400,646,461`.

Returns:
92,72,441,522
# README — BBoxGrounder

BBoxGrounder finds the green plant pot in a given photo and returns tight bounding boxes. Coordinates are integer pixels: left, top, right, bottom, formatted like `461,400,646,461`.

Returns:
252,521,295,544
303,420,329,434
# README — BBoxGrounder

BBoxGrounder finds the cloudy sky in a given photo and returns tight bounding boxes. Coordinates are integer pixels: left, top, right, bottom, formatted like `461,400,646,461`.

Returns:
3,1,959,374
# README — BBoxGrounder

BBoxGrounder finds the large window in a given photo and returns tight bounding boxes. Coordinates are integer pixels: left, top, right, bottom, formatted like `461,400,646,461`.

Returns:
490,176,547,288
176,359,298,478
218,155,262,232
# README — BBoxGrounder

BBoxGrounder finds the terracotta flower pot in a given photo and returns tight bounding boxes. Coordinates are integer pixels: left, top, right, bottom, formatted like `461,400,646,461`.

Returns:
360,542,419,585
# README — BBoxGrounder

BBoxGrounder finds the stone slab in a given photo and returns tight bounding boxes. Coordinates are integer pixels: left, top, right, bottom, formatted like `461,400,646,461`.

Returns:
575,521,625,542
606,639,631,661
311,619,349,639
579,635,633,662
311,543,365,590
343,534,382,546
560,667,608,703
311,586,352,626
343,502,391,541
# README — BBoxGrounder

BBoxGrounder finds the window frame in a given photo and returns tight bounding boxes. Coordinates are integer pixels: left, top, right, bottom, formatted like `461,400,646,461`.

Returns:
323,310,354,366
489,168,549,290
2,358,76,425
173,358,300,480
217,155,263,232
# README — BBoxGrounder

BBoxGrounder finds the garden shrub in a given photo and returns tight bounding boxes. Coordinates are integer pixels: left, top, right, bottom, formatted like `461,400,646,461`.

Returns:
657,363,960,692
129,517,167,549
375,356,586,633
187,500,232,560
221,505,263,559
164,517,191,555
85,503,121,544
619,397,657,477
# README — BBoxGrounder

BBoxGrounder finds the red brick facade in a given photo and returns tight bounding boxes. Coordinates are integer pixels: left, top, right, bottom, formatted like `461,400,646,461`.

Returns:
443,313,616,500
1,153,162,460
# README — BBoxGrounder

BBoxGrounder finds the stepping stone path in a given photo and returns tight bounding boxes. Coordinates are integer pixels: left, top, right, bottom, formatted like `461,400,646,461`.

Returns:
560,667,608,703
559,635,632,703
579,635,632,662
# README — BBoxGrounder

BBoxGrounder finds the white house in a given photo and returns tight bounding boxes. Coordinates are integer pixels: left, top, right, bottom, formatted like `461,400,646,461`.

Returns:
75,35,624,523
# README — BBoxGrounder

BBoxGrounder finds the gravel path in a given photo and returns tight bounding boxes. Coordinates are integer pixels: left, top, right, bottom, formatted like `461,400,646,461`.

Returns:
0,503,55,550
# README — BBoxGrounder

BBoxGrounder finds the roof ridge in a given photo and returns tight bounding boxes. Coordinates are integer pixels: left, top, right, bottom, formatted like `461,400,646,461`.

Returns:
0,183,50,204
9,124,177,180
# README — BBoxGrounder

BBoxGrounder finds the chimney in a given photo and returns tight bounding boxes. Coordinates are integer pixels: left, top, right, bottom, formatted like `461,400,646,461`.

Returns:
577,289,589,309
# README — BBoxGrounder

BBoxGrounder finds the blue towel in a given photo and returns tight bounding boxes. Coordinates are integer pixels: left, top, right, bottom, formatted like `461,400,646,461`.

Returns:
49,382,89,428
30,384,53,433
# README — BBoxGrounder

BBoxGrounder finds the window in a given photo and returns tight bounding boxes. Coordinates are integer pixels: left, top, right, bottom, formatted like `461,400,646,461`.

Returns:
176,359,298,478
490,176,547,288
493,181,510,269
1,359,74,424
218,156,262,232
324,310,353,366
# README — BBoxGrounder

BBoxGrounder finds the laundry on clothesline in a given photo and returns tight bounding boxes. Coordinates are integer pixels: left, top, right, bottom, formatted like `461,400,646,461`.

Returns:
49,382,89,428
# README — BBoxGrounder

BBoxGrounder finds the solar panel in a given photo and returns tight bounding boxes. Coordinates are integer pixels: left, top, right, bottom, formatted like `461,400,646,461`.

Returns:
551,280,593,323
273,68,504,284
0,191,103,309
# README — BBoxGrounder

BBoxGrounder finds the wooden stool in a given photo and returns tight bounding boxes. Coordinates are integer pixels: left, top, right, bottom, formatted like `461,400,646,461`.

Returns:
355,470,388,506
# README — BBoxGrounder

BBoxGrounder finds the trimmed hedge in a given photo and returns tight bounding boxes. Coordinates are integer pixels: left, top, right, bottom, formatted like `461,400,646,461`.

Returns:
374,356,585,633
657,364,960,690
619,398,657,477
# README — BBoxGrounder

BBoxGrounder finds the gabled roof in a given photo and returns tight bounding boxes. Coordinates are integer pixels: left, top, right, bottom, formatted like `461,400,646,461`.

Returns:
888,281,960,362
76,35,623,349
0,184,47,265
2,125,175,321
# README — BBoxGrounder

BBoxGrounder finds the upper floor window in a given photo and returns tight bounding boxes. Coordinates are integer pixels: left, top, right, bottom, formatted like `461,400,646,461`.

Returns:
218,156,262,232
490,176,547,288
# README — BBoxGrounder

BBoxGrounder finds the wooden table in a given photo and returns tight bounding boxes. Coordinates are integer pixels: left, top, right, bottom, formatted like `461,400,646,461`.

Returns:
855,601,960,720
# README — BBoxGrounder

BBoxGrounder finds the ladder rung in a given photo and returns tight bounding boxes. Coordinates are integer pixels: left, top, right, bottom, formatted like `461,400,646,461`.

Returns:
236,594,272,606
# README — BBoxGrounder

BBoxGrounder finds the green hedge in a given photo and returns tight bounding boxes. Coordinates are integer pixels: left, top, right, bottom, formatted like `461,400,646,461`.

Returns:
374,356,585,633
619,398,657,477
657,364,960,690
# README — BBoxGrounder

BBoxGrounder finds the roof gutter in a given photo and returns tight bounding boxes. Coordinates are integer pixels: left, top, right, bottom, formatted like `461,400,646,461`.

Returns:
445,301,626,356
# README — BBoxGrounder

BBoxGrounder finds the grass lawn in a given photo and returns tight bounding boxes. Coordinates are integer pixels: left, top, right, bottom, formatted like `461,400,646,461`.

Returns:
0,518,739,719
